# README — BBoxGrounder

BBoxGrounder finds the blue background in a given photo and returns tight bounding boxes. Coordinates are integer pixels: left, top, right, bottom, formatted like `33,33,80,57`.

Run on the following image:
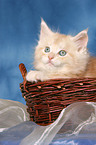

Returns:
0,0,96,104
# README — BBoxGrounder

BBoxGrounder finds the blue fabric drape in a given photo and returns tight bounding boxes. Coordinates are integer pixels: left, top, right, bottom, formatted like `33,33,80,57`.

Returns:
0,0,96,103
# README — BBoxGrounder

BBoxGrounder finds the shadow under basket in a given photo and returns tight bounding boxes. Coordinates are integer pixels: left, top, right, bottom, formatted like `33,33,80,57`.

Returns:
19,63,96,126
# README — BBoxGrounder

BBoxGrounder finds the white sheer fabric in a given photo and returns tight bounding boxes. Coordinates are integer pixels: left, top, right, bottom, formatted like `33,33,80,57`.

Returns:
0,99,96,145
0,99,29,132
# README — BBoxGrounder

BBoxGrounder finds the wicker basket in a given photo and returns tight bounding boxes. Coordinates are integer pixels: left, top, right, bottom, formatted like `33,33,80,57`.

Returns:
19,63,96,126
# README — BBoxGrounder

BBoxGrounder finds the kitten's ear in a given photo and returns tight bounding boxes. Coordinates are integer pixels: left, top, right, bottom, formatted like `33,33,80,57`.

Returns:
40,18,53,39
73,29,88,51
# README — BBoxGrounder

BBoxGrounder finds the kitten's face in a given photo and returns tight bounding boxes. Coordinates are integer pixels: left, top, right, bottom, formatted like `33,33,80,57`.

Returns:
34,19,89,74
35,34,76,71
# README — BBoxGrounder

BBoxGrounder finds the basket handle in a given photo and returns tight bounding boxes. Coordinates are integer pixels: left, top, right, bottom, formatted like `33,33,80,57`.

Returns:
19,63,27,80
19,63,29,92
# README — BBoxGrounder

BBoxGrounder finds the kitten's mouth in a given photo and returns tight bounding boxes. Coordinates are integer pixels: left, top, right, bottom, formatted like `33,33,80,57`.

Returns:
48,60,54,66
48,61,63,68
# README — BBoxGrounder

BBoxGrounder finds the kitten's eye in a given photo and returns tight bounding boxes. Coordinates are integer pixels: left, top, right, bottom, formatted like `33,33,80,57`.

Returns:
45,47,50,53
59,50,67,56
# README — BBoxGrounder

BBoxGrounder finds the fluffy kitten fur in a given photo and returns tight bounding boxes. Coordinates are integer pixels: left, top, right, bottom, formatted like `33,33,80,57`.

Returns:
26,19,96,82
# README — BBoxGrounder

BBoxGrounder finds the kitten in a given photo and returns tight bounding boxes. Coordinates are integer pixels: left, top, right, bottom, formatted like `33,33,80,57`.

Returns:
26,19,96,82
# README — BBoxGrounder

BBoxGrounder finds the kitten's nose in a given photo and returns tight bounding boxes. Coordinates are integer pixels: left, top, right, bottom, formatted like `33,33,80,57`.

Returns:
48,53,54,60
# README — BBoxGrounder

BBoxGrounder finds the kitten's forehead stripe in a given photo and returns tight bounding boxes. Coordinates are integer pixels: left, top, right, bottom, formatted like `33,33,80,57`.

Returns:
50,34,66,50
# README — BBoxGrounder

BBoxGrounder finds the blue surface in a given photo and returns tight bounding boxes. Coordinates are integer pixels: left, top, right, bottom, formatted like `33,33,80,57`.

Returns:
50,139,96,145
0,121,96,145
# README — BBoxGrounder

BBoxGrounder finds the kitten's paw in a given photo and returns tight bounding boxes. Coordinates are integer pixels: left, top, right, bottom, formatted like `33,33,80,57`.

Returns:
26,71,47,82
26,71,39,82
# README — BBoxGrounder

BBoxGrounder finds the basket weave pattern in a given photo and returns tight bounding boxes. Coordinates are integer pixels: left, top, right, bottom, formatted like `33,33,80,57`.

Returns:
19,63,96,125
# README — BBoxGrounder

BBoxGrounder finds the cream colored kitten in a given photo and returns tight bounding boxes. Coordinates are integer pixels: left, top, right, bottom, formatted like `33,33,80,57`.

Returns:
26,19,96,82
